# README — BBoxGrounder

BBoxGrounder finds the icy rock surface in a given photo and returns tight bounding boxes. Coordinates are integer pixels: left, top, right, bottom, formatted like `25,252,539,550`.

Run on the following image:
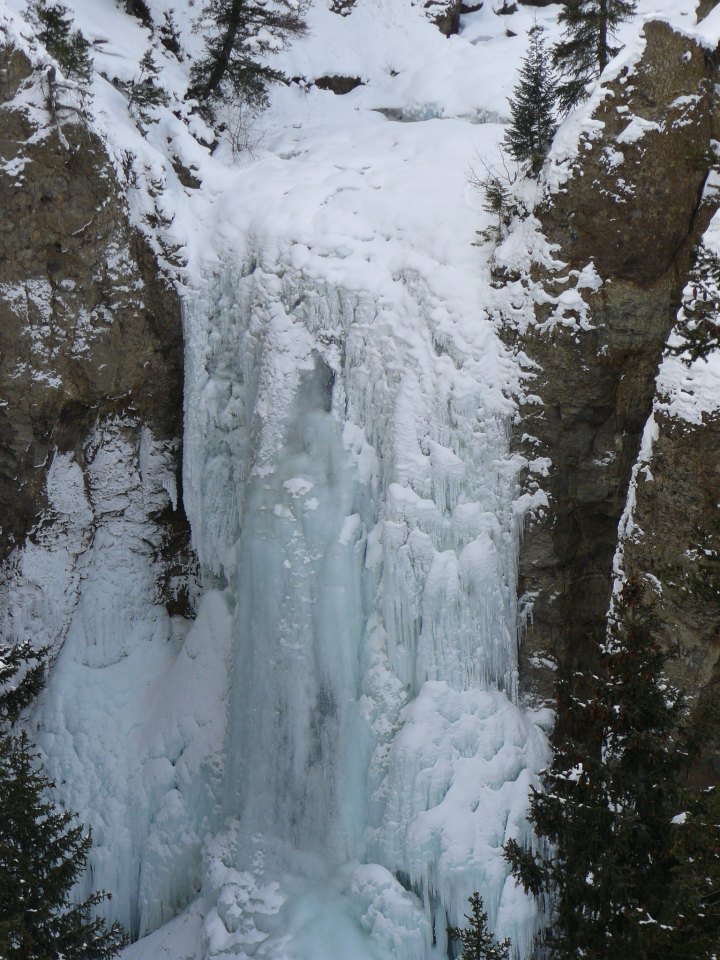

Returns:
0,417,232,939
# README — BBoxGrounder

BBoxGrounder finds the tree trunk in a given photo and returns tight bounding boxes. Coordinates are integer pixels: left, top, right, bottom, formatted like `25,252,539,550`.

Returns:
598,0,609,72
204,0,242,97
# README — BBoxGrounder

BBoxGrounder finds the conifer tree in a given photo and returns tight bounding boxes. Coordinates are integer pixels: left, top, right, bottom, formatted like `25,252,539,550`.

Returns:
159,9,184,60
128,49,170,128
189,0,306,109
503,25,557,173
553,0,636,113
29,0,93,85
0,644,126,958
447,893,511,960
0,640,47,726
483,174,511,236
470,163,514,245
504,575,701,959
0,733,127,959
662,785,720,959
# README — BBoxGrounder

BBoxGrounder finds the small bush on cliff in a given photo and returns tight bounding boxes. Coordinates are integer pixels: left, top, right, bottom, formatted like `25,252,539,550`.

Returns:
447,893,511,960
553,0,636,112
668,243,720,364
128,49,170,128
468,156,517,245
29,0,94,84
505,575,720,958
503,24,557,173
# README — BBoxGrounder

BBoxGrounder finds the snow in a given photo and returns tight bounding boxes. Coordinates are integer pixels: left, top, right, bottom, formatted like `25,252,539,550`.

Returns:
657,349,720,424
654,209,720,426
611,412,659,596
0,0,710,957
677,1,720,49
616,114,662,144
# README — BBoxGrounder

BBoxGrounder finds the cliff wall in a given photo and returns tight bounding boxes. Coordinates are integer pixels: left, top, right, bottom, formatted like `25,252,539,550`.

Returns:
511,18,720,732
0,44,190,619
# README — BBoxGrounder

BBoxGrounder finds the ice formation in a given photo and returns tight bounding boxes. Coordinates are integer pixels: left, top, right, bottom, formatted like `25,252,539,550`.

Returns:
175,222,550,957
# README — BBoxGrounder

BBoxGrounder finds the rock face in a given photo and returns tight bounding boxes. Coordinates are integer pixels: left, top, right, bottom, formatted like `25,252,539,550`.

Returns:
512,22,720,704
0,45,190,608
624,407,720,702
424,0,462,36
313,74,363,94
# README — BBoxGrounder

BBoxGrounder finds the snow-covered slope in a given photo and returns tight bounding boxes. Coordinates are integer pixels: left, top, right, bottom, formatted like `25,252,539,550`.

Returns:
0,0,710,957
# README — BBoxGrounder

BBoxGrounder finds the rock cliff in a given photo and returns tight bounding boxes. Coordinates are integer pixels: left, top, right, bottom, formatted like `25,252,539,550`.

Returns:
0,43,191,621
510,17,720,733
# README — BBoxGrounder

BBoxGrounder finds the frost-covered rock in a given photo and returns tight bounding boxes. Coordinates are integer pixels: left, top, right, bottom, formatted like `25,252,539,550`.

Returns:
0,9,197,941
617,208,720,704
0,32,184,556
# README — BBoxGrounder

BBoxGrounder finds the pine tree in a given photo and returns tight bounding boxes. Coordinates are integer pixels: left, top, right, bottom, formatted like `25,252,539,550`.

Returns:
0,732,127,959
189,0,306,109
0,640,47,726
483,174,511,235
470,164,514,245
128,50,170,128
0,646,127,958
158,9,184,60
505,575,700,959
553,0,636,113
447,893,511,960
503,25,557,173
661,786,720,959
29,0,93,85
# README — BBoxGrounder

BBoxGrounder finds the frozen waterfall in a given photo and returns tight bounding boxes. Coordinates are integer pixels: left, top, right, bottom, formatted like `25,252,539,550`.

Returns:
8,108,553,960
178,243,548,959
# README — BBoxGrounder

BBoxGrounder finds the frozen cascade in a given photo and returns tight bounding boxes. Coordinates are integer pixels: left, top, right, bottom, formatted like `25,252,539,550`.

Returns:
0,0,560,951
181,242,548,959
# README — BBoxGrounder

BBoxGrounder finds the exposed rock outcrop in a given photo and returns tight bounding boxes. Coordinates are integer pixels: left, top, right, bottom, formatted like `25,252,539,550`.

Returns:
624,406,720,699
0,45,191,614
314,74,363,94
511,22,720,702
424,0,462,36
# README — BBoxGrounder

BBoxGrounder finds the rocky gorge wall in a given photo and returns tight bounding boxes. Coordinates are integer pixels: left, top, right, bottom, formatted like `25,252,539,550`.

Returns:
0,41,190,619
509,16,720,742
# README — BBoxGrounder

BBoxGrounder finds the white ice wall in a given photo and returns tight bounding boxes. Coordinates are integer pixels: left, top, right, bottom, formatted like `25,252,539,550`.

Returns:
179,247,547,958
